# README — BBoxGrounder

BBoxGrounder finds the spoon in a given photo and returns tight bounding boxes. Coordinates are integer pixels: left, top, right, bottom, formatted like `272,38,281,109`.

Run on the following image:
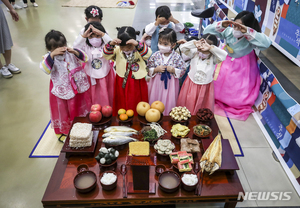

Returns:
120,164,127,198
193,162,200,195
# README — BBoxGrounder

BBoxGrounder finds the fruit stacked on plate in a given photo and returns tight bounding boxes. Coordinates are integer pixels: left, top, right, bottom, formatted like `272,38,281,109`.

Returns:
89,104,112,123
196,108,213,121
136,101,165,123
118,109,134,121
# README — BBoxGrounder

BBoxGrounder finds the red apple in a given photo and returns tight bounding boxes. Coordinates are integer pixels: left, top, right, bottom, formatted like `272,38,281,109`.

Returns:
102,105,113,117
89,111,102,122
91,104,101,112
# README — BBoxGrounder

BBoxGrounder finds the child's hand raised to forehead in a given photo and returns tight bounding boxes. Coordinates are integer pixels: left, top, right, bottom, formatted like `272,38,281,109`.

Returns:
221,20,234,28
110,38,122,46
168,15,179,24
82,25,93,38
126,39,138,46
232,22,247,33
50,47,67,59
198,39,212,52
155,16,168,26
91,25,105,37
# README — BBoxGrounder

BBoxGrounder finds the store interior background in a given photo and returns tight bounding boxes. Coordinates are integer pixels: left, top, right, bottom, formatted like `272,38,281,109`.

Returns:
1,0,300,207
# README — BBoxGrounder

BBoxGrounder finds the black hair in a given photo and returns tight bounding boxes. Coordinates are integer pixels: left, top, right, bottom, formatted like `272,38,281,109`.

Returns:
44,30,67,51
201,33,218,46
84,21,106,47
155,6,171,19
117,26,140,46
85,5,103,20
158,28,177,44
234,11,261,32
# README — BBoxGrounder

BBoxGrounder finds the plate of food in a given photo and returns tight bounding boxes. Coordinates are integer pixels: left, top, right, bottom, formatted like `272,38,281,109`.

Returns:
140,123,166,145
169,106,191,124
196,108,214,123
170,123,190,139
154,139,176,161
193,124,212,138
87,112,112,126
137,113,163,125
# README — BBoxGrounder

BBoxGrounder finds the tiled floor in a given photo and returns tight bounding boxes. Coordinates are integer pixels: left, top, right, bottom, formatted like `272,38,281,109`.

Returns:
1,0,300,207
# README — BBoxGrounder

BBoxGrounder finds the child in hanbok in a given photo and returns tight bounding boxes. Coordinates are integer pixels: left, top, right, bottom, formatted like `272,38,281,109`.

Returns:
147,28,186,115
145,5,184,53
40,30,91,137
177,34,227,115
103,26,152,116
204,11,272,120
73,21,115,106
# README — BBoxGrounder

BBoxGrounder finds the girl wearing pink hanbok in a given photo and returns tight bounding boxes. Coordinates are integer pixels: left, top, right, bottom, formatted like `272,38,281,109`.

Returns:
204,11,271,120
147,28,186,115
73,21,115,106
40,30,91,136
177,34,227,115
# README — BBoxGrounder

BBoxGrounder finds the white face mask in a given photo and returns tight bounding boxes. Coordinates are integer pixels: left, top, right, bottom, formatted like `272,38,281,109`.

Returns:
89,38,102,47
198,52,210,59
158,44,171,54
159,24,169,28
232,30,244,38
123,50,133,55
145,39,151,47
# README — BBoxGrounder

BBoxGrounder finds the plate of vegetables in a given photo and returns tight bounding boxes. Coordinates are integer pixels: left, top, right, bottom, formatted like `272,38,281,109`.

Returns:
95,147,119,169
140,123,167,145
193,124,212,138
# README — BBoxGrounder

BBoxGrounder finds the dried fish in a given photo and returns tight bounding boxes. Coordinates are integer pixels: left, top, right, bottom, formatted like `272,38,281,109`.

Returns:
200,133,222,175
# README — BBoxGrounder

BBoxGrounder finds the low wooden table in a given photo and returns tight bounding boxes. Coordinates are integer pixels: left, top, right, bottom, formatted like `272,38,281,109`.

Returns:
42,116,244,208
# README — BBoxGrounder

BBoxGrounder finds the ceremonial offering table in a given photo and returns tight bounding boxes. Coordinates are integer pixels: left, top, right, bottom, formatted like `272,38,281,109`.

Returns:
42,116,244,208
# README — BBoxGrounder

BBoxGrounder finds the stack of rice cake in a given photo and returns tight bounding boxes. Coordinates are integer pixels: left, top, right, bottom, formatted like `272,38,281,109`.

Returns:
69,123,93,148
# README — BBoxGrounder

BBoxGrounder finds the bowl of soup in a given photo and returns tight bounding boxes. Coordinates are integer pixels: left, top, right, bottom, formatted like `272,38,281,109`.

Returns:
158,170,181,193
73,170,97,193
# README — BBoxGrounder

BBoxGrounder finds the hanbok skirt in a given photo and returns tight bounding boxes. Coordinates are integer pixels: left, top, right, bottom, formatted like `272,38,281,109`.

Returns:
49,80,91,135
113,71,148,116
148,74,179,116
88,67,115,106
214,50,260,121
177,76,214,115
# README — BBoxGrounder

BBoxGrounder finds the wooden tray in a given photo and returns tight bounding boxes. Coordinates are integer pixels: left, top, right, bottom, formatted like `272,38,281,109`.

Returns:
61,129,99,158
202,139,239,174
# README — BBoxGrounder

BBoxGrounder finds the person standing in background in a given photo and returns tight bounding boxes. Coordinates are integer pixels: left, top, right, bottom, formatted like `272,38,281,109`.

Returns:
22,0,38,8
0,0,21,78
7,0,22,9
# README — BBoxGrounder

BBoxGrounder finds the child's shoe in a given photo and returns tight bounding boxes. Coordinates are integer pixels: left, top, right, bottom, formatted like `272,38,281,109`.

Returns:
7,64,21,74
33,2,38,7
23,3,28,8
1,67,13,78
13,4,23,9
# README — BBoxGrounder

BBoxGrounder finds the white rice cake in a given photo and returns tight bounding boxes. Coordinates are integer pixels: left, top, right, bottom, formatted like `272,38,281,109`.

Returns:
69,131,93,148
69,123,92,141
